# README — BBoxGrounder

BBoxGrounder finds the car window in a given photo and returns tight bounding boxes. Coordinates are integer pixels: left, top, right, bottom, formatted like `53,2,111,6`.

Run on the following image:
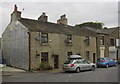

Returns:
83,60,90,64
109,58,113,61
64,60,73,64
106,58,109,61
77,60,83,64
97,58,104,61
85,60,90,64
106,58,112,61
74,61,77,64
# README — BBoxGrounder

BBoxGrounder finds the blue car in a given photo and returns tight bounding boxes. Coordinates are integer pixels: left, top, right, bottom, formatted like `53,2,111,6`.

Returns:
96,57,117,68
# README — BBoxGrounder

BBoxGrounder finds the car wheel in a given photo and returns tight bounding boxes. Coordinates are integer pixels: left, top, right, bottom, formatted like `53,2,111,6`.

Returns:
114,63,117,66
91,66,95,71
97,66,100,68
106,64,109,68
76,67,80,73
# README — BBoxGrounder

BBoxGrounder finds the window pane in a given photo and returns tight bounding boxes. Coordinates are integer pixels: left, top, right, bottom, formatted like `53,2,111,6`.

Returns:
41,34,47,37
100,36,104,45
67,35,72,40
110,38,114,46
84,36,90,46
67,52,72,56
86,51,90,60
41,52,48,62
41,33,48,43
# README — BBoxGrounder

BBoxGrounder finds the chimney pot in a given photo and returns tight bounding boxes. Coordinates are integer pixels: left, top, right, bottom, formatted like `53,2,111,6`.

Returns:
42,12,45,15
14,4,18,11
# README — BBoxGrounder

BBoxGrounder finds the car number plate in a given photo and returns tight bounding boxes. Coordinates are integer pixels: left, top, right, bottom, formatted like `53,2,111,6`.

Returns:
64,66,69,68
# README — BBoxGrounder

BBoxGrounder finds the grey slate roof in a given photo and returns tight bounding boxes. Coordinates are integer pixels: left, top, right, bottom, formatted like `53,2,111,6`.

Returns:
101,27,119,35
83,27,108,35
19,18,98,37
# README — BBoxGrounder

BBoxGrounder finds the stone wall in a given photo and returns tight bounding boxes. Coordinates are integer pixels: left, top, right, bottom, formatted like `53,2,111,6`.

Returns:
29,31,96,70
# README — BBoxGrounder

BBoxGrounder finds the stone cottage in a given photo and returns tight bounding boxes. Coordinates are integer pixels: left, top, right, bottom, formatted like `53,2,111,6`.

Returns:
83,27,109,60
102,27,120,60
2,5,97,70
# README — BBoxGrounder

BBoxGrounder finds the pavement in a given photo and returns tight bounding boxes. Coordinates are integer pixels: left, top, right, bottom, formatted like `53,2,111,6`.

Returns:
2,65,63,80
2,65,26,72
2,65,26,76
2,65,63,76
32,69,63,73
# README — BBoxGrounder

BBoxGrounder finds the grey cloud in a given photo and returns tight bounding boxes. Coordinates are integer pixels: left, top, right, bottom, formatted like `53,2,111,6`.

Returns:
0,2,118,37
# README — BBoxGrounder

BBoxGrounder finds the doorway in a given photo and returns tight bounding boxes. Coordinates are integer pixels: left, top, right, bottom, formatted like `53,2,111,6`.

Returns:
54,55,59,69
93,53,96,63
117,50,118,59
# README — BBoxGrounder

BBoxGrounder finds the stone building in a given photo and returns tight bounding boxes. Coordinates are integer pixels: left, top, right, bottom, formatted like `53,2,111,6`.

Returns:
83,27,109,60
2,5,97,70
102,27,120,59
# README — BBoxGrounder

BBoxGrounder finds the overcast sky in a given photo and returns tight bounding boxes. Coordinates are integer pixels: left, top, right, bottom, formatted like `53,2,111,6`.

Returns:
0,0,119,37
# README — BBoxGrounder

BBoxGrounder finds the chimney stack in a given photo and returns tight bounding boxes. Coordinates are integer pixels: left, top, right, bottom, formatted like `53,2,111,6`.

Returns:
11,4,21,22
57,14,68,25
38,12,48,22
14,4,18,11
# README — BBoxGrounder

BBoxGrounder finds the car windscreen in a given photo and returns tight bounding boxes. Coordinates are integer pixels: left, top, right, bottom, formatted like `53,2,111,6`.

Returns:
64,60,73,64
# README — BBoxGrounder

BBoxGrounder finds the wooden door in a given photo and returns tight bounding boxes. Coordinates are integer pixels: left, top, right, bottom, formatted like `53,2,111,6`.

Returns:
54,55,59,69
93,53,96,63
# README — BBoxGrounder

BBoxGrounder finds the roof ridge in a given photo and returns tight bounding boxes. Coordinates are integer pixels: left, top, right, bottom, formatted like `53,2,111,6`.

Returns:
20,18,74,27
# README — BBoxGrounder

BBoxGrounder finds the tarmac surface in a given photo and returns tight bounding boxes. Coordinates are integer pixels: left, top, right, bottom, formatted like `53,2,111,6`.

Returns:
2,65,119,82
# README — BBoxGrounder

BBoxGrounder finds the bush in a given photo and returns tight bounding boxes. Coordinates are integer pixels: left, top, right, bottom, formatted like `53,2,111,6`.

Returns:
39,62,53,70
39,62,45,70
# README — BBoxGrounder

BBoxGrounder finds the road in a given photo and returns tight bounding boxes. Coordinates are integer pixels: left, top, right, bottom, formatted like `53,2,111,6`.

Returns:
2,65,119,82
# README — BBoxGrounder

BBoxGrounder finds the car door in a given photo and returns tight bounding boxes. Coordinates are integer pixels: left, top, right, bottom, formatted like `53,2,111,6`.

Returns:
106,58,111,66
109,58,115,66
82,60,91,70
76,60,85,70
85,60,91,69
107,58,113,66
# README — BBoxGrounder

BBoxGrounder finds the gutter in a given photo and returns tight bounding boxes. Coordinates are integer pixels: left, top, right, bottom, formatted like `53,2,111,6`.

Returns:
28,32,31,70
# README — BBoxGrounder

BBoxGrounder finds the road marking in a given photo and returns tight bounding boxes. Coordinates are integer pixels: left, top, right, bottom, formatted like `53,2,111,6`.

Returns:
65,74,72,82
68,74,72,78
